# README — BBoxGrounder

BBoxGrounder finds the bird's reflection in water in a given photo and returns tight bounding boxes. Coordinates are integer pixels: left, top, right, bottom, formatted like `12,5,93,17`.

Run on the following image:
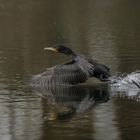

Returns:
32,85,109,122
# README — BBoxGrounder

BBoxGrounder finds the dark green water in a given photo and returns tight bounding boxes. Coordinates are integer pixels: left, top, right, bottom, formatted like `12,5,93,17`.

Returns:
0,0,140,140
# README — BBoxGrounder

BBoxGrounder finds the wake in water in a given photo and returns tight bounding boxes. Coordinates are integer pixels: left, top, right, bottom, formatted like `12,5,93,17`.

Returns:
109,70,140,102
109,70,140,89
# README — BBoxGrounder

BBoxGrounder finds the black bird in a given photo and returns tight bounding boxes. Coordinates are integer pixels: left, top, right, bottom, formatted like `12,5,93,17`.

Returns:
31,45,111,86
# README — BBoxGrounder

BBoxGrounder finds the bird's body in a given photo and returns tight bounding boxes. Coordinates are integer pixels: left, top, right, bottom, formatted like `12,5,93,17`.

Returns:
31,45,110,86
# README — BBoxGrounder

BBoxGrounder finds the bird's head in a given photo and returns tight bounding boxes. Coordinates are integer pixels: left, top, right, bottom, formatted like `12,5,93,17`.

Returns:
44,45,76,56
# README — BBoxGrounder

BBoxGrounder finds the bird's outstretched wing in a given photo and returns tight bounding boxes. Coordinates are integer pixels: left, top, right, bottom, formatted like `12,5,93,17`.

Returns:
30,60,88,87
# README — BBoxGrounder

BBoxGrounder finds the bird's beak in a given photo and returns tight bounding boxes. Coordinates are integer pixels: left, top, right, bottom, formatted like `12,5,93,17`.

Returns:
44,47,58,52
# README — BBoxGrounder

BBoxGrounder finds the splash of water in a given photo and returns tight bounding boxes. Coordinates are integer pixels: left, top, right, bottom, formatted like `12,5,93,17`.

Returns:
109,70,140,102
110,70,140,89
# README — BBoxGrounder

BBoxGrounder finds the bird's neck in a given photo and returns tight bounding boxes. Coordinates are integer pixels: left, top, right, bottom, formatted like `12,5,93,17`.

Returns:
68,51,77,58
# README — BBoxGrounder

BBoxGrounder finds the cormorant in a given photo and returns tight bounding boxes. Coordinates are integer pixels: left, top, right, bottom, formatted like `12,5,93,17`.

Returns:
31,45,111,86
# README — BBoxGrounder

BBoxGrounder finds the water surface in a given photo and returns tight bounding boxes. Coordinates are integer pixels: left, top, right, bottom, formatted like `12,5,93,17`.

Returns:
0,0,140,140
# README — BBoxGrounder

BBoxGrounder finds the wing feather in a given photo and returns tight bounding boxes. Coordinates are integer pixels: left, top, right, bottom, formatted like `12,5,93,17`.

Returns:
30,60,88,87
